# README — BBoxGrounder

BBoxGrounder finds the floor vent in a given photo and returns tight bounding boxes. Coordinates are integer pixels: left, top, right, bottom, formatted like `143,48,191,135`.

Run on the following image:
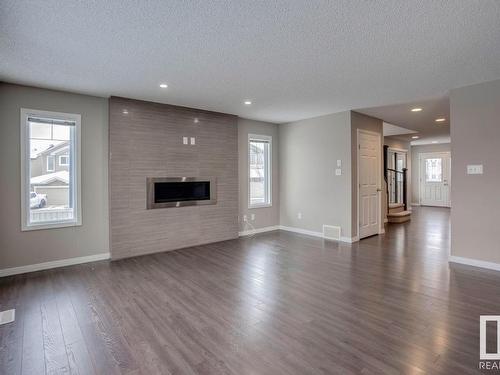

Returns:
0,309,15,325
323,225,341,241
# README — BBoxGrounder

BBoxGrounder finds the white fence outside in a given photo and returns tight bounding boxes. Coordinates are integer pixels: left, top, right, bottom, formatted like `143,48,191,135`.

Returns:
30,208,73,223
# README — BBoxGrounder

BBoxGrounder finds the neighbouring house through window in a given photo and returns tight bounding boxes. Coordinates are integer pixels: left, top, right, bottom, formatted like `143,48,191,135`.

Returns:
248,134,272,208
59,155,69,166
21,109,81,230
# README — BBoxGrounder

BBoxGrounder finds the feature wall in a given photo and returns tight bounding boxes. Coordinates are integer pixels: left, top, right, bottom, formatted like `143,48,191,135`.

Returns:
109,97,238,259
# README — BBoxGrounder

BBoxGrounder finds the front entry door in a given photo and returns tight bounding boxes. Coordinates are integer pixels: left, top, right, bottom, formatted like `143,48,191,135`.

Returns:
419,152,451,207
358,131,380,239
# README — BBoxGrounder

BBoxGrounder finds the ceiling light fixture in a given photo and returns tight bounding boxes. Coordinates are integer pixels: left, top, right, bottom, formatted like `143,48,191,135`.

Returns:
411,107,423,112
435,118,446,122
411,136,419,139
432,141,439,144
159,83,168,88
122,109,129,115
244,100,252,105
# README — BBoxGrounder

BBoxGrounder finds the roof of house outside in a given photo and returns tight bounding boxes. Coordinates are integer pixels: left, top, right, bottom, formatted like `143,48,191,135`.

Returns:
30,170,69,185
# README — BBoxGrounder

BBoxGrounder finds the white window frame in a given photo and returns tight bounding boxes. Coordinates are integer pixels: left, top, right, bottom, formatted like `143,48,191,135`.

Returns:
248,134,272,208
59,154,69,166
20,108,82,231
46,155,55,172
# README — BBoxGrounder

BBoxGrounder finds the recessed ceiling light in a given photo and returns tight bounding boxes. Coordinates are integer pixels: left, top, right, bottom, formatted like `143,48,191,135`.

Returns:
411,107,423,112
122,109,129,115
411,136,419,139
244,100,252,105
435,118,446,122
432,141,439,144
159,83,168,88
194,118,199,123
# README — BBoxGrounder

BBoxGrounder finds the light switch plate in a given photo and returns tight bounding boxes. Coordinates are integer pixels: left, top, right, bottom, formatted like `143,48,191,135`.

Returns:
467,165,483,174
335,168,342,176
183,136,188,145
336,159,342,167
190,137,196,145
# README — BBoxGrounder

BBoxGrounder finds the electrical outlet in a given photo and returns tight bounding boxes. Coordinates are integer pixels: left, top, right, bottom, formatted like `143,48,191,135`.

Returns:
297,212,302,220
335,168,342,176
243,215,247,222
190,137,196,145
251,213,255,221
183,136,188,145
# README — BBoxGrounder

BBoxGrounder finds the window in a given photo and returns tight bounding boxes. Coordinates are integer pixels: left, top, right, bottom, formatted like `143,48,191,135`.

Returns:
46,155,55,171
59,155,69,166
425,158,442,182
21,109,81,230
248,134,272,207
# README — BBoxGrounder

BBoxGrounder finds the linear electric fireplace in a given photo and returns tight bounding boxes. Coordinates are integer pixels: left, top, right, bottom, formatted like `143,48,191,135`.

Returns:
146,177,216,209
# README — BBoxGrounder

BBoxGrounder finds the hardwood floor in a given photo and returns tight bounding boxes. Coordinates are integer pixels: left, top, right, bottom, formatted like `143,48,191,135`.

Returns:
1,207,499,374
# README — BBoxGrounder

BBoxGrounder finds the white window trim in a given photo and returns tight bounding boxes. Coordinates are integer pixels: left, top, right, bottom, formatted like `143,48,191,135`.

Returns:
46,155,55,172
59,155,69,166
20,108,82,231
248,134,272,209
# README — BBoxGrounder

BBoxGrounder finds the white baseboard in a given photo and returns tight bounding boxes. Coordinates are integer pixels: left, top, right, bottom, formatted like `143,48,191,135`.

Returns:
341,236,359,243
239,225,280,237
449,256,500,272
0,253,110,278
278,225,357,243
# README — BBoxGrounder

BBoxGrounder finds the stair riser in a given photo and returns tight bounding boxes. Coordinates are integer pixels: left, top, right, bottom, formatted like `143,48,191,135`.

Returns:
389,206,404,214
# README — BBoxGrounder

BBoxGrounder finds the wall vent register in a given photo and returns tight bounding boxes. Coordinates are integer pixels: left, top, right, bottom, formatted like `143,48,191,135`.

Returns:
147,177,216,209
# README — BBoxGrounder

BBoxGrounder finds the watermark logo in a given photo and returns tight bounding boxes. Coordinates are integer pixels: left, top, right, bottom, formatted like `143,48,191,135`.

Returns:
479,315,500,370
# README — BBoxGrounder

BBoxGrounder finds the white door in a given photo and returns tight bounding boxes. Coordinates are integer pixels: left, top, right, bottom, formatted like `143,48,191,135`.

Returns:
419,152,451,207
358,131,380,239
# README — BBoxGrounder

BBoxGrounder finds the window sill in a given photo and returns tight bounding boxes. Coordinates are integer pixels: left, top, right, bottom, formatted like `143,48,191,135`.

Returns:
22,220,82,232
249,203,273,209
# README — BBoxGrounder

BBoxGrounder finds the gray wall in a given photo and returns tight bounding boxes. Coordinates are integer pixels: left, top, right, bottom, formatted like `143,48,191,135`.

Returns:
410,143,451,204
238,118,279,232
279,111,352,238
351,111,384,237
109,97,238,260
0,83,109,269
450,79,500,264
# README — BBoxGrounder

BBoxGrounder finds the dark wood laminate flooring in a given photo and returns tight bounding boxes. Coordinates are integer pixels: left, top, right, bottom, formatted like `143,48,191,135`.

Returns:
1,207,499,374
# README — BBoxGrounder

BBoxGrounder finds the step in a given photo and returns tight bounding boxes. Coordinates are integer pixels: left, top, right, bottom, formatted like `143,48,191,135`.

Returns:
387,210,411,224
388,203,404,214
388,203,403,209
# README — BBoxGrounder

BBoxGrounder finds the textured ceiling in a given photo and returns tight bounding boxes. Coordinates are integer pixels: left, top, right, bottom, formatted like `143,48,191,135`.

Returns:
1,1,500,123
383,122,417,137
358,96,450,144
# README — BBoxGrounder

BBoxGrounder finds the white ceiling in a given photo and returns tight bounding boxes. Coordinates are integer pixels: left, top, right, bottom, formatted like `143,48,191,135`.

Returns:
358,95,450,144
383,122,417,137
2,1,500,123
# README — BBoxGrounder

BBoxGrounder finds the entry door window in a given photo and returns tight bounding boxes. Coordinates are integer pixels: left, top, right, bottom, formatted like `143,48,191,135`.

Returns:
425,158,442,182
